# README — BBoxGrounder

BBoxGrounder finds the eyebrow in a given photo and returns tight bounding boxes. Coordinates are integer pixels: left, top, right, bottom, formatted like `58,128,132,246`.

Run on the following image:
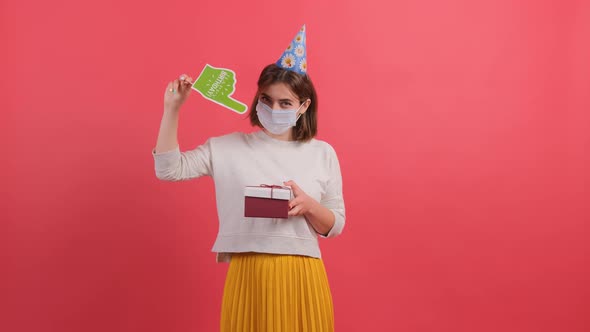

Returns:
260,93,296,103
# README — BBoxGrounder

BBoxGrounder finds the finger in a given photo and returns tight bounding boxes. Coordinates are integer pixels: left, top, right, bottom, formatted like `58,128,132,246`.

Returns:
285,180,299,190
179,74,194,85
288,205,303,216
166,82,174,94
180,74,193,85
288,197,302,209
173,79,180,93
179,80,193,94
284,180,301,195
177,79,187,92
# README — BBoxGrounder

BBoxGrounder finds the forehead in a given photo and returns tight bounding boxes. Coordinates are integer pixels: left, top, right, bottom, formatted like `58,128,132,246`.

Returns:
260,83,299,101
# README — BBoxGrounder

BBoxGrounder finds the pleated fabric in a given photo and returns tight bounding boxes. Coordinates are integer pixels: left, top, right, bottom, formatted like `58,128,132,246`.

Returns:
220,252,334,332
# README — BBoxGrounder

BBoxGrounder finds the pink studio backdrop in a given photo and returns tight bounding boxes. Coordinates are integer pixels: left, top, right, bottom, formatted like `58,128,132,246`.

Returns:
2,0,589,331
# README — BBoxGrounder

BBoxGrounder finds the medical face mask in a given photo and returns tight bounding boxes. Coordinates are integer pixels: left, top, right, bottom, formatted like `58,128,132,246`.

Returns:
256,100,305,135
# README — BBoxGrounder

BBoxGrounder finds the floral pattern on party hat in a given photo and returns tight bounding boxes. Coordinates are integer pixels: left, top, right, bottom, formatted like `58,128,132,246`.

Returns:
276,24,307,75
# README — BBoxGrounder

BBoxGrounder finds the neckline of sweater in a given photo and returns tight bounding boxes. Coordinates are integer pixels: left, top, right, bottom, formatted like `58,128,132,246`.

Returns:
253,130,308,146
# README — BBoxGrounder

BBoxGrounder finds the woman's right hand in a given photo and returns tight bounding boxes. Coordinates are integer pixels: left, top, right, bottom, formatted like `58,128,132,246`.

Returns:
164,74,194,111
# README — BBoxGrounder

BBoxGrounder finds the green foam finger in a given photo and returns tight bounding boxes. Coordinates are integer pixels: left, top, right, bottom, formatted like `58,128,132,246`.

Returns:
192,64,248,114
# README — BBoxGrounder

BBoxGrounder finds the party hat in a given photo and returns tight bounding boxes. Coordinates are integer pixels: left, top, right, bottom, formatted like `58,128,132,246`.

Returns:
276,24,307,75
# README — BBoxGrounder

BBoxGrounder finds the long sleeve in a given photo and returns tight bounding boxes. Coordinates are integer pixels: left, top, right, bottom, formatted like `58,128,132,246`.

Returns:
319,146,346,238
152,139,213,181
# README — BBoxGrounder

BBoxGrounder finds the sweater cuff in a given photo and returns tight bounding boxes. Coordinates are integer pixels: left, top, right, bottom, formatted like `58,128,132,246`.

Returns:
319,209,345,238
152,146,180,157
152,146,181,178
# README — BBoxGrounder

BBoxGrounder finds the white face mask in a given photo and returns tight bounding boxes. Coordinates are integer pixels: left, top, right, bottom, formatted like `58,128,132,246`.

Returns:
256,100,306,135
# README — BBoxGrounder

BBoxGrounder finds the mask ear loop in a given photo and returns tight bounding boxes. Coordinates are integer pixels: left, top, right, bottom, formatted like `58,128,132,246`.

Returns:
294,99,310,124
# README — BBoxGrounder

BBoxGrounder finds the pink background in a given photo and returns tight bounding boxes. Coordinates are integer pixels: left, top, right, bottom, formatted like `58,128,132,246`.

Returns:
2,0,589,331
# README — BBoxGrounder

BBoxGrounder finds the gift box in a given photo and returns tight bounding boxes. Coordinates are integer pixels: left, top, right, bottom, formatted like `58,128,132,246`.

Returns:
244,185,292,219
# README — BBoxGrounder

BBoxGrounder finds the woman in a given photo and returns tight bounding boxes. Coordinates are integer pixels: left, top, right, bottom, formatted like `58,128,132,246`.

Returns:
152,27,345,332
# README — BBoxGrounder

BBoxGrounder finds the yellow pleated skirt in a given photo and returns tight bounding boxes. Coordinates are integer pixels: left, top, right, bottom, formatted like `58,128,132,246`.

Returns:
220,252,334,332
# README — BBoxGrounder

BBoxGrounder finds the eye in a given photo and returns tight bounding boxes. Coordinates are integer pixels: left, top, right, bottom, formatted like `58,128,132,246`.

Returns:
260,96,269,102
280,101,293,107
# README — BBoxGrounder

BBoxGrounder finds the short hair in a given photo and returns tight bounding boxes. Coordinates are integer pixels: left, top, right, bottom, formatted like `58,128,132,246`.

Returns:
249,64,318,142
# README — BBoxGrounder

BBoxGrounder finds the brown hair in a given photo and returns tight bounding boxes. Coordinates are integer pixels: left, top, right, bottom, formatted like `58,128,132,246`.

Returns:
249,64,318,142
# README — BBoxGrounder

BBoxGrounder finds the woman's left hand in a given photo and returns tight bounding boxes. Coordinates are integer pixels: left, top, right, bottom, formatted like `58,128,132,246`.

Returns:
284,180,319,217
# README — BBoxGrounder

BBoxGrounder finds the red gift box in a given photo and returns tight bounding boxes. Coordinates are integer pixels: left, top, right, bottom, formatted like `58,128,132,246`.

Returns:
244,185,292,219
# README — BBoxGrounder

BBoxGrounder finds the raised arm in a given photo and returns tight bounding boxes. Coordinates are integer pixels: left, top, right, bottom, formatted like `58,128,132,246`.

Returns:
154,74,193,154
152,74,213,181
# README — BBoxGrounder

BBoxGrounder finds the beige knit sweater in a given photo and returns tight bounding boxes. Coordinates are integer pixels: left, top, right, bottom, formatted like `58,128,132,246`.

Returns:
152,130,345,262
